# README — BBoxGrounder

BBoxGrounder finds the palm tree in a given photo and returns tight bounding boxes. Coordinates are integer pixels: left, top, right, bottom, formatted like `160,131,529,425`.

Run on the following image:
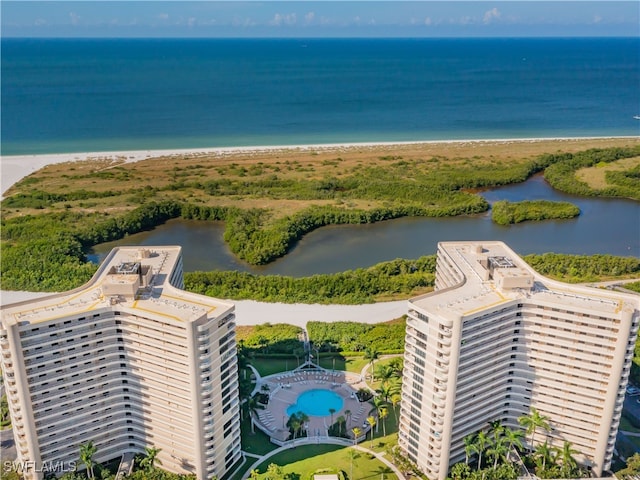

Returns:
387,356,404,377
390,393,401,422
472,430,489,471
79,441,97,480
246,396,262,434
140,446,162,472
344,409,352,428
266,463,283,478
487,436,508,469
379,407,388,437
373,397,388,433
503,427,524,456
375,364,395,386
364,348,379,380
352,427,363,446
376,383,393,403
463,434,476,466
488,419,504,441
329,408,336,428
367,416,377,447
557,440,579,478
518,407,551,451
534,441,553,473
337,415,346,437
288,415,302,440
298,411,309,436
388,377,403,397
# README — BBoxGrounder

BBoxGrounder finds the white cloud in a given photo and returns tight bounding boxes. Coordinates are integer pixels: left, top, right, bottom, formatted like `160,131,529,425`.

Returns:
592,14,602,24
187,17,196,27
69,12,80,25
483,7,501,24
270,13,297,26
157,13,169,21
424,16,432,26
304,12,315,24
34,18,47,26
232,16,256,27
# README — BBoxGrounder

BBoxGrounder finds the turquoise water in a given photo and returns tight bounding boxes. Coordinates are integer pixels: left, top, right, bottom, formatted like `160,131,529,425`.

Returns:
2,37,639,155
286,389,344,417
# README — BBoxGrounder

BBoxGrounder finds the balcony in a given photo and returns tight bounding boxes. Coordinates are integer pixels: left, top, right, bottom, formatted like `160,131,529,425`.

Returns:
201,379,214,389
436,355,449,365
435,370,448,382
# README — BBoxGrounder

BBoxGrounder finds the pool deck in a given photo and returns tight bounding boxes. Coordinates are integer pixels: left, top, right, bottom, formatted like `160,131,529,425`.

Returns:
253,367,373,443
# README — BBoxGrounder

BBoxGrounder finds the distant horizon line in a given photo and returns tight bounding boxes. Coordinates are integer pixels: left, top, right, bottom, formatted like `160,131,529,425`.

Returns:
2,34,639,40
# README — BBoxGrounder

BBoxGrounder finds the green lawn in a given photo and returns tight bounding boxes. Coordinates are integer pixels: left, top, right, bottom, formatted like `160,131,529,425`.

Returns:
240,413,280,457
250,357,302,377
249,444,398,480
250,355,369,378
619,414,640,434
344,356,370,374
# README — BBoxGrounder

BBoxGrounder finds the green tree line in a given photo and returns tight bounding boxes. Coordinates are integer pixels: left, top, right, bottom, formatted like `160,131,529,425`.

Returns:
491,200,580,225
186,256,436,304
543,146,640,199
307,319,406,353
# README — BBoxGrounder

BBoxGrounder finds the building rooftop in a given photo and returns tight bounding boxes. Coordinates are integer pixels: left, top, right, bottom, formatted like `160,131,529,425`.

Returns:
410,241,637,320
1,246,233,327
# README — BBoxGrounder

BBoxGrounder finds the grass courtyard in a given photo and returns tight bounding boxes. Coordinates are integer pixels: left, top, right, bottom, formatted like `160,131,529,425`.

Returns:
236,444,399,480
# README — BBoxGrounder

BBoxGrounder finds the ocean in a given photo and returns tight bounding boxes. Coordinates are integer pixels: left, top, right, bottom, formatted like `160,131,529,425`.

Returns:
1,37,639,155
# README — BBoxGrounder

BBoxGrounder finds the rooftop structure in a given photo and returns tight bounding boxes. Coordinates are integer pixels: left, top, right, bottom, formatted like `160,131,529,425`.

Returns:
1,246,241,480
398,241,639,480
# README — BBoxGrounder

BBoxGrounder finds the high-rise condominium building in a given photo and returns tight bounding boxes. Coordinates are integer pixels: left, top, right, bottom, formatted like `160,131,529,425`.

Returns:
399,241,639,480
1,246,241,480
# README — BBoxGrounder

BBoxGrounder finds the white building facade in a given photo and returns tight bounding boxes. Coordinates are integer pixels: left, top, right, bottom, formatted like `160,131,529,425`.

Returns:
398,241,639,480
1,246,241,480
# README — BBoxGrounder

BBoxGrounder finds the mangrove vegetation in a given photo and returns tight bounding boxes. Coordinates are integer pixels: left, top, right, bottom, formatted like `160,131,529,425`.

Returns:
491,200,580,225
1,141,639,292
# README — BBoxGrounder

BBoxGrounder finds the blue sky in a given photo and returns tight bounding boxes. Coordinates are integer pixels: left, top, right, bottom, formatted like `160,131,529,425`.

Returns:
2,1,638,37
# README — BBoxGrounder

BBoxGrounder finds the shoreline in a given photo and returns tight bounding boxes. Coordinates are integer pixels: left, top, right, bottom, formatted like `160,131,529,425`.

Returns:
2,135,638,198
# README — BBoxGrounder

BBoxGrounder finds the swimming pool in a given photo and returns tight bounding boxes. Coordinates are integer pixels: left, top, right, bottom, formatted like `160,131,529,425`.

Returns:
286,389,344,417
